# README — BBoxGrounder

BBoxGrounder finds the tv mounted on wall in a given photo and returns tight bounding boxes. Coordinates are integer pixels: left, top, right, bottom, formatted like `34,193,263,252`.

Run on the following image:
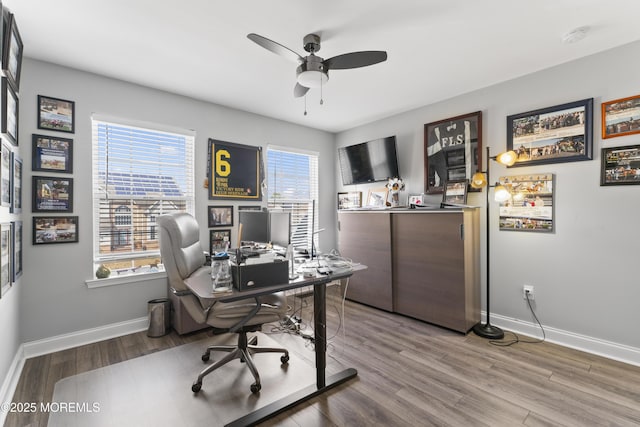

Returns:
338,136,400,185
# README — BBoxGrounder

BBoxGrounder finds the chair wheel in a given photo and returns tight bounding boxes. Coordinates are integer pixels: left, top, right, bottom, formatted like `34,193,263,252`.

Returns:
192,382,202,393
250,383,261,393
280,354,289,364
201,353,210,362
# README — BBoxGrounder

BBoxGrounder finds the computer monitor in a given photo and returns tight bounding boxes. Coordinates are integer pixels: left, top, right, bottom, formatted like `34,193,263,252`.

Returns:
238,210,269,244
269,211,291,248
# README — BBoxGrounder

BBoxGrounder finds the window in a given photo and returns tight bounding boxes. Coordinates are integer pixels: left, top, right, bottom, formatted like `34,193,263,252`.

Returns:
92,116,195,277
266,146,319,252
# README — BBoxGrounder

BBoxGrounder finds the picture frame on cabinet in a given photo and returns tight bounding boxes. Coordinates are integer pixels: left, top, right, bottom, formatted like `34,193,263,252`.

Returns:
210,229,231,254
442,180,468,206
11,152,21,213
33,216,79,244
424,111,482,194
32,176,73,212
32,134,73,173
37,95,75,133
12,220,21,280
601,94,640,139
506,98,593,167
2,11,23,91
208,205,233,227
338,191,362,210
0,142,10,208
238,205,262,211
1,77,18,145
600,144,640,186
366,187,388,208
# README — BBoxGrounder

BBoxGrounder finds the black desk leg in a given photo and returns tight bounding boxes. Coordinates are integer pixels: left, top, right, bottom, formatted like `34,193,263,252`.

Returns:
225,281,358,427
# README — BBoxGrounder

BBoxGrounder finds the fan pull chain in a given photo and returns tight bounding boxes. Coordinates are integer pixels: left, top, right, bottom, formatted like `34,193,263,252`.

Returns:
304,94,307,116
320,72,324,105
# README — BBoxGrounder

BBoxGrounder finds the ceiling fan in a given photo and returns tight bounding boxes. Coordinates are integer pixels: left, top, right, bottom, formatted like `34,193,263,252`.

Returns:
247,33,388,98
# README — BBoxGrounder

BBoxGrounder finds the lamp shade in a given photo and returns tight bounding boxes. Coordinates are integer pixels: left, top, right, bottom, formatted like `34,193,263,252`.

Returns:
495,150,517,166
494,184,511,202
470,172,488,189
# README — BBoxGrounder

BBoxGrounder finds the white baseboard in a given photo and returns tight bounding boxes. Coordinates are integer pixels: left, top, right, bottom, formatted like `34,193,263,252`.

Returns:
23,316,148,359
0,343,26,427
489,313,640,367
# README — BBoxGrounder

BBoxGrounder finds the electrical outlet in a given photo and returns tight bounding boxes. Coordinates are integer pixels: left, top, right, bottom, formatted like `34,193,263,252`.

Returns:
523,285,535,300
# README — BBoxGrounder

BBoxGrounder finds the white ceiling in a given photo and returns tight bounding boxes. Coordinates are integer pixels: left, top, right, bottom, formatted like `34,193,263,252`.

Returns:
7,0,640,133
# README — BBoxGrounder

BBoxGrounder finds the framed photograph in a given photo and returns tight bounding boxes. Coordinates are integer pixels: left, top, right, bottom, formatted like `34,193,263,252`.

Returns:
37,95,75,133
208,205,233,227
498,173,554,232
1,222,10,290
1,77,18,145
601,94,640,139
209,229,231,254
32,176,73,212
506,98,593,167
442,180,468,205
366,187,388,208
33,216,79,244
424,111,482,194
2,12,23,91
338,191,362,210
238,205,262,211
32,134,73,173
1,142,9,207
600,144,640,186
11,152,21,213
12,220,22,280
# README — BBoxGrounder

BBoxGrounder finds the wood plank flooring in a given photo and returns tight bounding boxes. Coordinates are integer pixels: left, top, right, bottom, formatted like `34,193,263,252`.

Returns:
5,289,640,426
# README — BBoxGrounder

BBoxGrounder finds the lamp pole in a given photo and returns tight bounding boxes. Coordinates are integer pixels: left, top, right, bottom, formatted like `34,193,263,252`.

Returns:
473,147,505,339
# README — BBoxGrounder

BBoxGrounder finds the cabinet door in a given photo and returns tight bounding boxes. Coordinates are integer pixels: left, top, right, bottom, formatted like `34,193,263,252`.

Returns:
338,212,393,311
392,213,467,331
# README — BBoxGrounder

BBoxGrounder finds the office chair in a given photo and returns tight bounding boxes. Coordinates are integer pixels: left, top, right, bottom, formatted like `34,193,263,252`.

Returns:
157,212,289,393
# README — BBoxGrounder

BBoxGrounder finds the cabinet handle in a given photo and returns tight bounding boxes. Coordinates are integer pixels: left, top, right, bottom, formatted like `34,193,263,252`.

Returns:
459,224,464,240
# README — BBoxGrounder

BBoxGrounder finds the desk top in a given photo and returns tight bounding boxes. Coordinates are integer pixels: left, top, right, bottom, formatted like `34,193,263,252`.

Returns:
185,266,362,303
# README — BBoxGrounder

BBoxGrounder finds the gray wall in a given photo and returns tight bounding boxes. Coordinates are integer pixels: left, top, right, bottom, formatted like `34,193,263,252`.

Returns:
14,58,336,344
336,40,640,351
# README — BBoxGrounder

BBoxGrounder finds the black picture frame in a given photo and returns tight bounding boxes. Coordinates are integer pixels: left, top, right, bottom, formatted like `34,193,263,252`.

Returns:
442,180,468,205
1,221,10,289
32,176,73,212
506,98,593,167
2,12,22,91
208,205,233,227
208,138,263,200
32,134,73,173
600,144,640,186
11,152,21,213
1,77,18,145
37,95,75,133
0,142,9,207
209,229,231,254
12,220,21,280
424,111,482,194
33,216,79,245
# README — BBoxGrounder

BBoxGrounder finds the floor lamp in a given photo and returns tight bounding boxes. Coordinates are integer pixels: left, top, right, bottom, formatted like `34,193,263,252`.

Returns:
470,147,516,339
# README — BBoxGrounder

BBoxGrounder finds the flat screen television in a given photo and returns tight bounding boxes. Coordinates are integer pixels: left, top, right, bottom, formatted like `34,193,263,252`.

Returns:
338,136,400,185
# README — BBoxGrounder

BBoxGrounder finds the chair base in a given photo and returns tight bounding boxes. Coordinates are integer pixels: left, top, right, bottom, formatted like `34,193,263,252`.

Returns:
192,332,289,394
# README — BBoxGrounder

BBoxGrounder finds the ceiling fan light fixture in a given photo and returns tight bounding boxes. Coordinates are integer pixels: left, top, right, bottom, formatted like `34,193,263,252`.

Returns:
297,70,328,88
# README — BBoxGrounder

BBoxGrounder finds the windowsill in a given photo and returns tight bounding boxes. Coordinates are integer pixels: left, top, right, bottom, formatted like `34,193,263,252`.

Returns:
85,271,167,288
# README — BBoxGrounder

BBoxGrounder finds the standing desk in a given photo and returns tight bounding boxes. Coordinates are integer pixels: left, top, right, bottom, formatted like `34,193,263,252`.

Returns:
185,266,364,427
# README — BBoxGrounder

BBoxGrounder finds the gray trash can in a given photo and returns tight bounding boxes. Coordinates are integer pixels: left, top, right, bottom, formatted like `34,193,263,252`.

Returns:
147,298,170,337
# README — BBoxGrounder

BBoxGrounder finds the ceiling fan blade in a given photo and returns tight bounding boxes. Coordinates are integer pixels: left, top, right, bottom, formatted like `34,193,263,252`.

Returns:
294,83,310,98
324,51,388,70
247,33,303,63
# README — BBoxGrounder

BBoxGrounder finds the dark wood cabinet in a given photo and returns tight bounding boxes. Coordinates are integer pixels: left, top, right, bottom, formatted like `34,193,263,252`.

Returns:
337,211,393,311
338,209,480,333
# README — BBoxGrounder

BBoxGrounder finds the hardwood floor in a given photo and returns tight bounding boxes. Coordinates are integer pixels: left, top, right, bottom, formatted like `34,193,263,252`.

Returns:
6,289,640,426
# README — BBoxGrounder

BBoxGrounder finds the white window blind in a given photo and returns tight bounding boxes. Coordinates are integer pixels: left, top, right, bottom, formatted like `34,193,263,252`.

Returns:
91,118,195,277
266,147,319,252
